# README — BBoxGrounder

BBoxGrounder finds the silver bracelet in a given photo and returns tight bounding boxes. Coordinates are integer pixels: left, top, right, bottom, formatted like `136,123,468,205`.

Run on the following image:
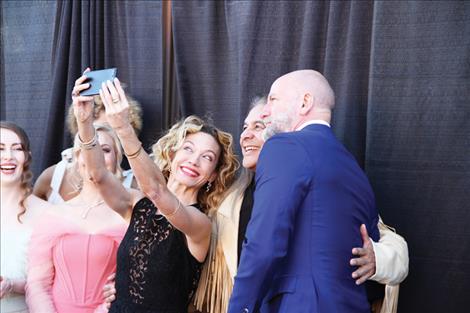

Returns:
164,197,182,218
78,130,98,150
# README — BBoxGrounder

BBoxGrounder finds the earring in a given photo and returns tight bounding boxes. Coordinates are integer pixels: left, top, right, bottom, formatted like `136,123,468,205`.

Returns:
206,181,212,192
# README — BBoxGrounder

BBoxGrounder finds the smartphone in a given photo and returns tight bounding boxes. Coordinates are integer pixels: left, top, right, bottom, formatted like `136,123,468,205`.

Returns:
80,68,117,96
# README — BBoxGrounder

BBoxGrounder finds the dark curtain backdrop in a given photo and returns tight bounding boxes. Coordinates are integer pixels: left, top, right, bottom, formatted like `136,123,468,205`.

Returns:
366,2,470,312
172,1,470,313
1,1,470,313
47,0,164,171
2,1,57,176
1,0,163,175
172,0,375,164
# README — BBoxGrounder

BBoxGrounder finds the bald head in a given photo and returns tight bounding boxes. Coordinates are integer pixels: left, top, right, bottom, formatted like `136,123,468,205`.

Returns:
274,69,335,111
262,69,335,135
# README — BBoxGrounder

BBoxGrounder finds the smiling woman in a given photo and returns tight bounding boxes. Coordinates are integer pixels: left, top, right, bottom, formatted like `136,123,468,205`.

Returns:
68,74,239,312
25,123,129,313
152,115,239,216
0,121,49,313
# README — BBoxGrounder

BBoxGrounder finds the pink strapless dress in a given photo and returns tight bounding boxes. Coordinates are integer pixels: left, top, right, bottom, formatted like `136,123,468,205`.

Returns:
26,214,126,313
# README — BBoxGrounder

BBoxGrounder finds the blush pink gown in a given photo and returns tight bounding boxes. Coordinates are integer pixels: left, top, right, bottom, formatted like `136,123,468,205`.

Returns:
26,213,126,313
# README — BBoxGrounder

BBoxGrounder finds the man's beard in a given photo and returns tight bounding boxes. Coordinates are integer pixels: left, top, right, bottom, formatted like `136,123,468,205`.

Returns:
262,113,293,141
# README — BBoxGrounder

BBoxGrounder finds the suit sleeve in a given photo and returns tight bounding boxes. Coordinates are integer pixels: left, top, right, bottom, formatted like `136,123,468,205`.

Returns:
228,135,311,313
369,217,409,285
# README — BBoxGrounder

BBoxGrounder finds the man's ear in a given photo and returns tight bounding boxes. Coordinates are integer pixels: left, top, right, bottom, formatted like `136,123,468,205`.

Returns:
300,93,314,115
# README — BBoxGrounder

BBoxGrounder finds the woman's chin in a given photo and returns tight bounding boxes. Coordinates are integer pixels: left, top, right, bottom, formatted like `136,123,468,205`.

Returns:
173,176,203,191
0,174,21,187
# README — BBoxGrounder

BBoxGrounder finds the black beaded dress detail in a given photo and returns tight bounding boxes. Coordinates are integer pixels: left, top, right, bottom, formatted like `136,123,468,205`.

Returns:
109,197,203,313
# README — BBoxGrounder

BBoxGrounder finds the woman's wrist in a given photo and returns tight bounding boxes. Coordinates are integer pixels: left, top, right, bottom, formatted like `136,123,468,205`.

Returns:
78,128,98,150
114,124,143,160
75,110,94,126
2,278,26,295
115,123,135,137
76,120,95,141
11,278,26,294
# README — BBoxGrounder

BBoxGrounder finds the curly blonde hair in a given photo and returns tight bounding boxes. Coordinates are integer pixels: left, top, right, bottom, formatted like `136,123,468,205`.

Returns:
152,116,239,216
67,94,143,137
0,121,33,223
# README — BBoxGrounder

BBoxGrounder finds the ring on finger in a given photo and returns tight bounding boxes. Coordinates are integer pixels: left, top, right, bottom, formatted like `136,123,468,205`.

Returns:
112,97,120,103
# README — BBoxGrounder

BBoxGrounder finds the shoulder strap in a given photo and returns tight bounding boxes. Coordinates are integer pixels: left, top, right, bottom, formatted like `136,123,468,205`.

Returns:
48,160,67,204
50,160,67,191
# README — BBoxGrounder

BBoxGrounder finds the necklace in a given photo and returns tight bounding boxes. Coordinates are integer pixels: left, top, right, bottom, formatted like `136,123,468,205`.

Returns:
81,200,105,219
68,170,83,194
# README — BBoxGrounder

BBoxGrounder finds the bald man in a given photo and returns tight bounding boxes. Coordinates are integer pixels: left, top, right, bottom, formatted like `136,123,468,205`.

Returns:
228,70,380,313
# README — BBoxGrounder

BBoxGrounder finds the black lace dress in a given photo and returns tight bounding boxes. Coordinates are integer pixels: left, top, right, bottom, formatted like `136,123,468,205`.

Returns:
109,197,203,313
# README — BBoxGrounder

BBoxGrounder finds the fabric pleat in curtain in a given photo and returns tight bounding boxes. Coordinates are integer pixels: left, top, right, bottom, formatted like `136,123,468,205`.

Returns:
46,0,164,172
1,1,57,176
365,2,470,312
1,1,163,176
172,1,374,164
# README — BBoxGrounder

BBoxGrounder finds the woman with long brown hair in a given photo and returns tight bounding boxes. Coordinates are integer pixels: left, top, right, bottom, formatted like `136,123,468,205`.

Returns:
0,121,49,313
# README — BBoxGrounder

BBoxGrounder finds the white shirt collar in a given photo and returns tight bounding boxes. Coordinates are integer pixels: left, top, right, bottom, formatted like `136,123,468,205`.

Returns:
295,120,330,131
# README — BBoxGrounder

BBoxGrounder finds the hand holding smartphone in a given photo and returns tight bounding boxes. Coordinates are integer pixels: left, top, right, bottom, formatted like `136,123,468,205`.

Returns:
80,68,117,96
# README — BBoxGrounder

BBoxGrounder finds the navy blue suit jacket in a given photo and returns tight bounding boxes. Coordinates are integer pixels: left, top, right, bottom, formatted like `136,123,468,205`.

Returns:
228,124,380,313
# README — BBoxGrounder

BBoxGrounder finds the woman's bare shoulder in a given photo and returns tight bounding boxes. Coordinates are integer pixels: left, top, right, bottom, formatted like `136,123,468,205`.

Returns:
24,194,67,219
127,187,145,207
26,194,51,208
